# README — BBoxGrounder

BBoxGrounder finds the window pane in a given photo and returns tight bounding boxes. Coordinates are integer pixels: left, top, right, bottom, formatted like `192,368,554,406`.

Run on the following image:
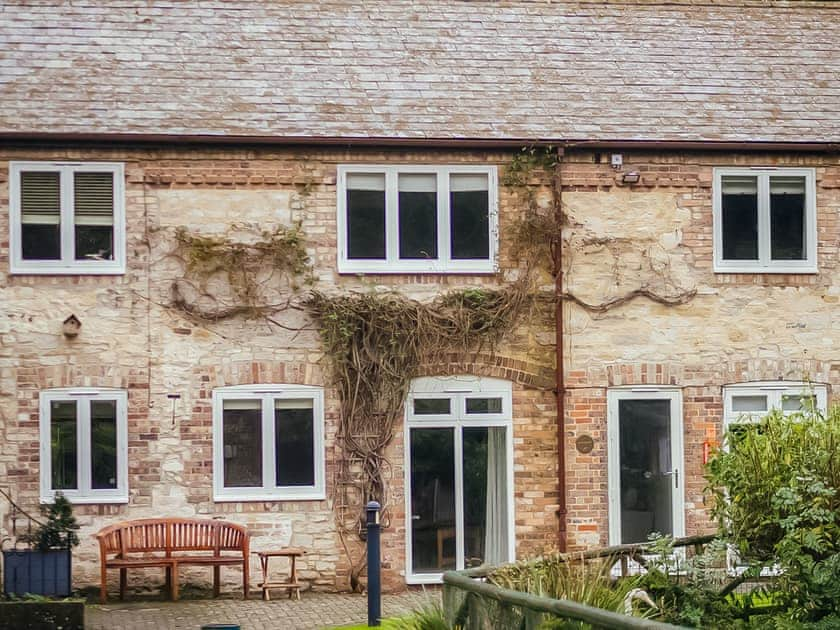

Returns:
732,395,767,412
20,171,61,260
347,173,386,259
74,172,115,261
413,398,451,415
770,177,806,261
274,399,315,487
721,176,758,261
782,394,816,412
222,399,263,487
465,397,503,414
450,174,489,260
50,401,77,490
22,224,61,260
398,174,438,260
90,400,118,490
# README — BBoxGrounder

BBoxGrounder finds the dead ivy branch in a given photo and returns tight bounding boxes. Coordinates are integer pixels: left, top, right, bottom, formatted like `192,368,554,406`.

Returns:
167,223,313,321
305,284,529,588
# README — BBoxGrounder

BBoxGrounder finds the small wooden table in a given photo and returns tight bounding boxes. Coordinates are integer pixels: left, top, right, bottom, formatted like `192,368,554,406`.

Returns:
253,548,304,601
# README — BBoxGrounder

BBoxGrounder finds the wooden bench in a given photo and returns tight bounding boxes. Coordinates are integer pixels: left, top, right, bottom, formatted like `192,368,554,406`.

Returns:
95,518,250,602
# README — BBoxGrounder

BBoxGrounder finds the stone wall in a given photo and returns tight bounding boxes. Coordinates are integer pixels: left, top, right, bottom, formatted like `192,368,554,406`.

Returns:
560,150,840,549
0,146,557,594
0,145,837,592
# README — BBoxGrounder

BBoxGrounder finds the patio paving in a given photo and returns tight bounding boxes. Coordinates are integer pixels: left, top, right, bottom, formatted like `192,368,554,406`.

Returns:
86,588,441,630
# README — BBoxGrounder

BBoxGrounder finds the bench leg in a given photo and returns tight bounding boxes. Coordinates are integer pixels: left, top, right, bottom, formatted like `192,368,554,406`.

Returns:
243,559,249,600
165,566,172,597
100,563,108,604
171,564,179,601
119,568,127,600
213,565,220,598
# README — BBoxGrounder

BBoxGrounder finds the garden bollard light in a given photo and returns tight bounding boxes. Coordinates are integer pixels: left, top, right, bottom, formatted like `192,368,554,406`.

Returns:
366,500,382,627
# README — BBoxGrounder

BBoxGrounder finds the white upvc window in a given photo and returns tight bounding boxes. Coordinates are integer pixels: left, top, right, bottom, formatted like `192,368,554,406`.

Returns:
336,165,498,274
723,381,828,431
212,385,325,502
9,161,126,274
39,388,129,504
713,167,817,274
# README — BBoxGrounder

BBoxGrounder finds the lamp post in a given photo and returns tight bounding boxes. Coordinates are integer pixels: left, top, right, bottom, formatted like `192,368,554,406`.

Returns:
366,501,382,627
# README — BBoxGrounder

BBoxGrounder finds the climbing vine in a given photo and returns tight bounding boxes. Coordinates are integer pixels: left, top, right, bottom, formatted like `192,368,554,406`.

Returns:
168,223,313,321
305,284,529,589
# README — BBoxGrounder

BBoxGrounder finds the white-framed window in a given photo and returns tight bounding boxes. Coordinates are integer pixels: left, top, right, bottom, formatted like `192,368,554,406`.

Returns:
39,388,129,504
336,165,498,274
713,167,817,274
9,161,126,274
212,384,325,502
723,381,828,432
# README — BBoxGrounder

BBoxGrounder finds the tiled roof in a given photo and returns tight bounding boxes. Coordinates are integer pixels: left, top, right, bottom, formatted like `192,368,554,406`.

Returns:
1,1,839,144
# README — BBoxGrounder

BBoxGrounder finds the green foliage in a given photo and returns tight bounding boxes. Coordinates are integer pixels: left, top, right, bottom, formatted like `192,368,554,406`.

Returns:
501,145,560,189
488,557,647,617
706,404,840,624
21,494,80,551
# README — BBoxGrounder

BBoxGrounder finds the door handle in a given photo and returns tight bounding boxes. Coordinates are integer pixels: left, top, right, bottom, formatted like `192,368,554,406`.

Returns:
663,469,679,488
411,515,421,520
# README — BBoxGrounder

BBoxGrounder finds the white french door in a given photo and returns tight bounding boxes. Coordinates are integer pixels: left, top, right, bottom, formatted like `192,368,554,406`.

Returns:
404,376,515,584
607,388,685,545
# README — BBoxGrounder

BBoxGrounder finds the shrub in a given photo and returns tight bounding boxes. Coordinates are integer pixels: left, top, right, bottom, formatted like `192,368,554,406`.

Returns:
706,404,840,624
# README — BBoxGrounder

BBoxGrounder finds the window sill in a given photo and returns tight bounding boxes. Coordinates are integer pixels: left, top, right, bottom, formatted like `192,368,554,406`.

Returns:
213,490,326,503
338,261,497,275
11,263,126,276
41,494,128,505
713,264,818,275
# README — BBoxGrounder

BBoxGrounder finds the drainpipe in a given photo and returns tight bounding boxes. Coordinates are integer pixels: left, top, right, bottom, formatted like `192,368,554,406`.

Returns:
553,148,567,552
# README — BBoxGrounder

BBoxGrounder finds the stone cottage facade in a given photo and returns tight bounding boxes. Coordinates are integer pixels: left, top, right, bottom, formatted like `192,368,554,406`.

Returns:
0,0,838,594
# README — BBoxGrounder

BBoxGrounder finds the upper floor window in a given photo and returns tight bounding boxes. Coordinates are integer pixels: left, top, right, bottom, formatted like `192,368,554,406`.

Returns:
713,168,817,274
723,381,827,434
39,388,129,504
212,384,326,502
337,165,498,274
9,162,125,274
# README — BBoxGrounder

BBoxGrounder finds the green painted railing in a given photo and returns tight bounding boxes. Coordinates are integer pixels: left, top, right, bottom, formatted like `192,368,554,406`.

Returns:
442,535,716,629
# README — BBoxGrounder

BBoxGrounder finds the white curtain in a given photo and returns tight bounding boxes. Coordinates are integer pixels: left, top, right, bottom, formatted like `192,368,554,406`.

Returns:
484,427,509,566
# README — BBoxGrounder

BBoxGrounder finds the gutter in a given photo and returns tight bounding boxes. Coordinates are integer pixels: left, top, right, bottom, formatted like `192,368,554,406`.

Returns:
0,132,839,153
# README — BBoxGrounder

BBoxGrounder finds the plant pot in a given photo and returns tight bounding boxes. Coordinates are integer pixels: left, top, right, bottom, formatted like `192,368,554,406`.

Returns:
2,549,72,597
0,599,84,630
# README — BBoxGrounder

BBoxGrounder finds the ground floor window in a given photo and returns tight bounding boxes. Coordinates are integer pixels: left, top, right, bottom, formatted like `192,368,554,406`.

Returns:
39,388,128,504
723,381,828,436
405,375,514,583
212,384,325,501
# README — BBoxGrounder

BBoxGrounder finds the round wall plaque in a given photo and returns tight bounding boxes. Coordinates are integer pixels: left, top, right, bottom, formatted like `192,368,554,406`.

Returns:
575,434,595,454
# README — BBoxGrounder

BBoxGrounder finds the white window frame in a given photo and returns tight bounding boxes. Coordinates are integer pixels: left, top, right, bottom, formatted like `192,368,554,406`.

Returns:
9,161,126,275
39,388,129,504
212,384,325,502
712,167,817,274
404,375,515,585
336,165,499,274
723,381,828,431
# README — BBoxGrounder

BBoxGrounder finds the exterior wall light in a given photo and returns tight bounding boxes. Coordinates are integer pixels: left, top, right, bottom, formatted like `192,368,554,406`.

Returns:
621,171,641,184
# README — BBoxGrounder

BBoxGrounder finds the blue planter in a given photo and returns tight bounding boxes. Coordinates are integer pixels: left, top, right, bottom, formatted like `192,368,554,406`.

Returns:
2,549,72,597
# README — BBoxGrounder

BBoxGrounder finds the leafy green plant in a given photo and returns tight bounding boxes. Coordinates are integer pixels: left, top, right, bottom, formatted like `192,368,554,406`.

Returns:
706,403,840,624
489,556,646,615
20,494,80,551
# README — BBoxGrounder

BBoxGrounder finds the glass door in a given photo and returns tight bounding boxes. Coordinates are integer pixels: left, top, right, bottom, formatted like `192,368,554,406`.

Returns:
607,389,684,545
405,377,514,583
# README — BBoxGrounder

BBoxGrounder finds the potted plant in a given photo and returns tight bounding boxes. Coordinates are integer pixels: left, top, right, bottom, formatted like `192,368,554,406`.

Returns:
3,494,80,597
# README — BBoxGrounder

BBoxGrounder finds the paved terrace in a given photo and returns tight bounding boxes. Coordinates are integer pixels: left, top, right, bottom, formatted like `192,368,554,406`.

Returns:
86,589,440,630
